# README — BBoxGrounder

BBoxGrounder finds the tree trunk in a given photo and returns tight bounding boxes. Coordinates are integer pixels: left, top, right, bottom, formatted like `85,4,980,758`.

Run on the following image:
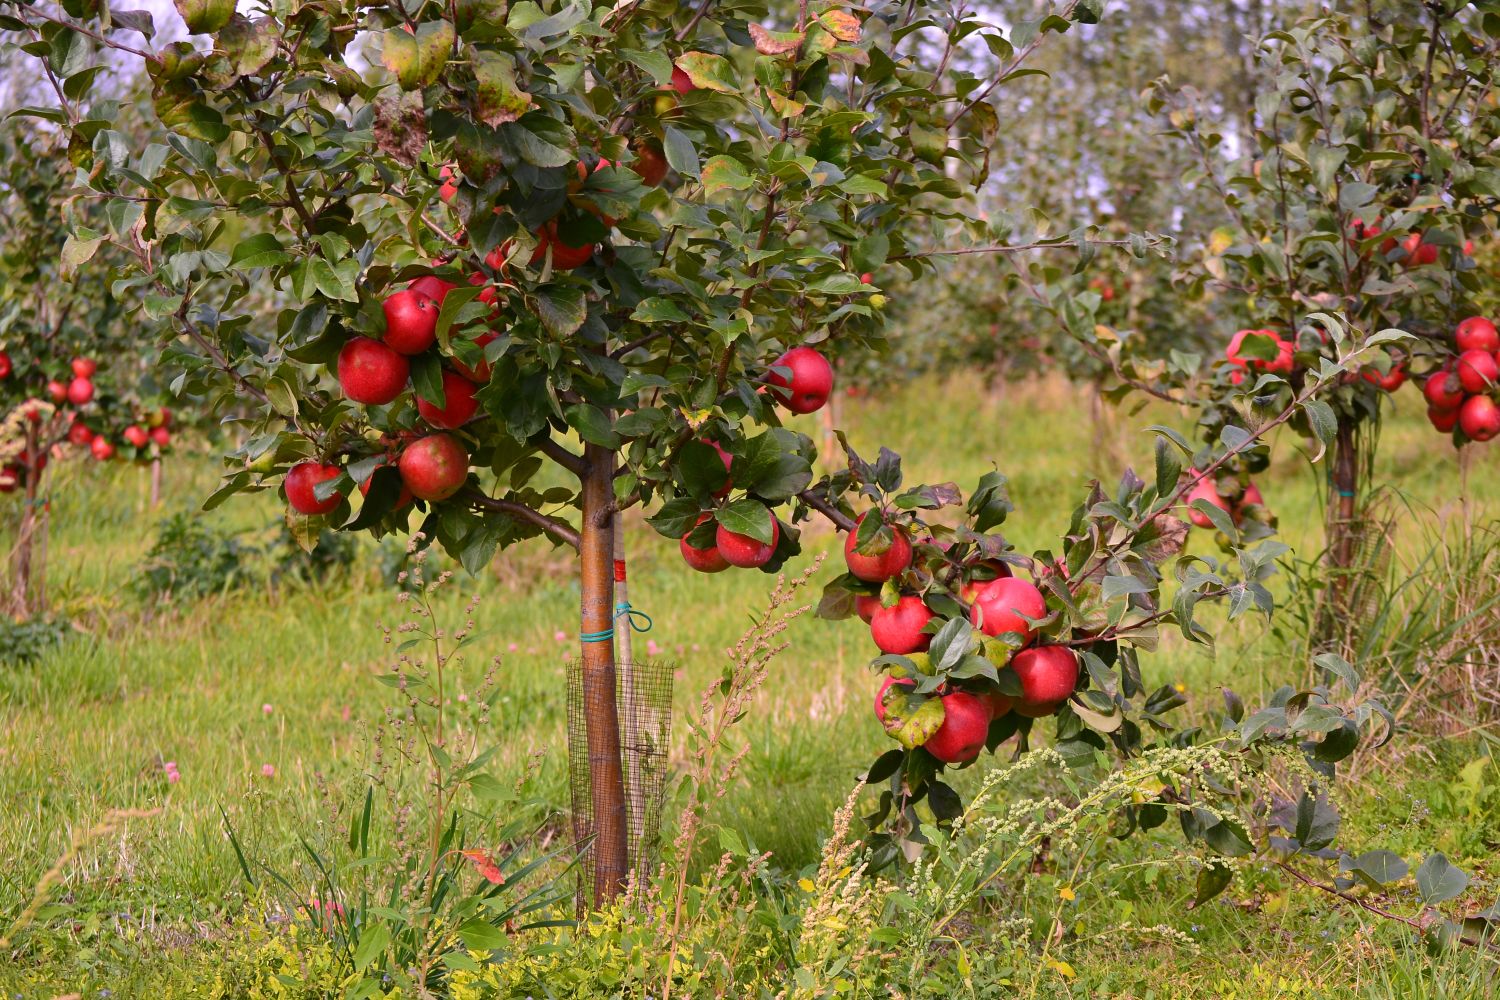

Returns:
8,422,42,618
150,458,162,508
1322,415,1360,647
579,443,629,902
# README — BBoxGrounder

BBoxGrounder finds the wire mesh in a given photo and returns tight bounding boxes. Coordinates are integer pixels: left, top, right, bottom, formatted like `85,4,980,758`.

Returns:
567,655,673,909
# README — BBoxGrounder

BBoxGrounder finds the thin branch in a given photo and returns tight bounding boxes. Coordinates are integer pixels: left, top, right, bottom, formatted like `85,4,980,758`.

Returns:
17,7,157,62
535,435,586,477
1271,859,1429,935
797,489,856,532
674,0,716,41
464,491,581,550
898,238,1150,260
944,1,1080,130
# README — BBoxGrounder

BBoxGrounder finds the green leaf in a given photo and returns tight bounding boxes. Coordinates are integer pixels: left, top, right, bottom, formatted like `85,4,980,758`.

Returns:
715,498,774,544
1154,435,1181,502
505,113,575,168
433,284,484,352
352,923,391,971
264,376,298,418
621,48,673,86
1346,850,1408,887
565,404,620,448
473,49,533,126
882,691,944,751
61,229,106,278
219,15,277,76
629,296,689,324
532,285,587,337
1303,399,1337,462
701,155,755,195
1415,853,1468,905
457,919,506,953
1193,861,1232,906
229,233,292,270
662,125,699,179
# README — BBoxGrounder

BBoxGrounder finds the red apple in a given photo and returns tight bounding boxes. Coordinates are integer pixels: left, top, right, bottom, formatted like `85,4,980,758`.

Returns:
123,425,149,448
1401,233,1439,266
382,288,440,355
1456,349,1498,394
21,399,42,423
438,164,458,203
671,64,695,94
680,515,729,573
1459,395,1500,442
631,139,669,187
844,513,912,583
1428,406,1461,432
151,427,170,447
1361,364,1406,392
285,460,343,515
67,377,94,406
398,433,470,501
968,577,1046,642
1010,645,1080,714
0,352,11,378
530,222,594,270
981,690,1014,721
767,345,834,414
1456,316,1499,353
409,275,458,304
860,272,873,285
68,422,94,446
0,466,16,492
714,517,780,568
90,437,115,461
873,674,916,723
1238,482,1264,509
923,691,991,764
46,379,68,403
451,329,500,384
338,337,411,405
71,357,97,378
870,595,934,654
855,594,882,624
1423,371,1465,411
416,370,481,428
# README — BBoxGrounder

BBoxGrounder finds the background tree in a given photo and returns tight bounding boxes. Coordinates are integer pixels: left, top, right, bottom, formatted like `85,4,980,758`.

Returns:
1147,0,1500,644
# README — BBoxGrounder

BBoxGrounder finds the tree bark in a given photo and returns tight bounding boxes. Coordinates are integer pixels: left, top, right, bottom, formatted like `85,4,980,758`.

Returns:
150,458,162,508
8,422,41,618
579,443,629,902
1323,415,1360,646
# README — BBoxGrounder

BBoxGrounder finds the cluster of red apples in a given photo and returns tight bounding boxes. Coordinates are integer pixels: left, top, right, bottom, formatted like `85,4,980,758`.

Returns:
840,517,1079,765
0,354,171,491
1419,316,1500,443
676,346,836,570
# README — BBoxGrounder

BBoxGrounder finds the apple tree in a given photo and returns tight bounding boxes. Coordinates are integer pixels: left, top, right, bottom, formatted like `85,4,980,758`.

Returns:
0,117,171,618
1142,2,1500,636
5,0,1160,900
3,0,1458,933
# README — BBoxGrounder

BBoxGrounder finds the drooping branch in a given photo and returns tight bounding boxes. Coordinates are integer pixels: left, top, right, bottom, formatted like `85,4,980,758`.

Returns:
897,238,1151,260
464,490,581,550
944,0,1081,130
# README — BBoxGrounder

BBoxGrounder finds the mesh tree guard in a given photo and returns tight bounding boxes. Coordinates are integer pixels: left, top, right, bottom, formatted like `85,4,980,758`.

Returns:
567,655,673,910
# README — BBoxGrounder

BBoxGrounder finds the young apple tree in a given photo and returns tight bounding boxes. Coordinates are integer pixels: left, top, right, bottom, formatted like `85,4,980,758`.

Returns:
4,2,1463,941
6,0,1161,901
0,120,166,617
1143,3,1500,636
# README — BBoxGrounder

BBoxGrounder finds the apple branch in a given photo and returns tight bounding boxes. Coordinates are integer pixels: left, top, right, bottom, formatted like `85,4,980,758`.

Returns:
943,0,1080,131
464,490,581,550
15,7,157,62
535,435,587,477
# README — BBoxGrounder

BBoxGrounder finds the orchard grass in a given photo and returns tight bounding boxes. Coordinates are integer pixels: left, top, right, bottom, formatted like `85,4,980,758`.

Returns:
1,373,1496,995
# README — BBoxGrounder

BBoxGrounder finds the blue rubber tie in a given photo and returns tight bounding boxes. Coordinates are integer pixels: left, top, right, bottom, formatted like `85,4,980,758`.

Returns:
615,601,653,634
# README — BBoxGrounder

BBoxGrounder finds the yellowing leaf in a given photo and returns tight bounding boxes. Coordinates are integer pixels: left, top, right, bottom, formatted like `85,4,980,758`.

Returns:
749,24,804,55
1045,958,1076,979
818,10,862,43
676,51,737,93
797,878,815,892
